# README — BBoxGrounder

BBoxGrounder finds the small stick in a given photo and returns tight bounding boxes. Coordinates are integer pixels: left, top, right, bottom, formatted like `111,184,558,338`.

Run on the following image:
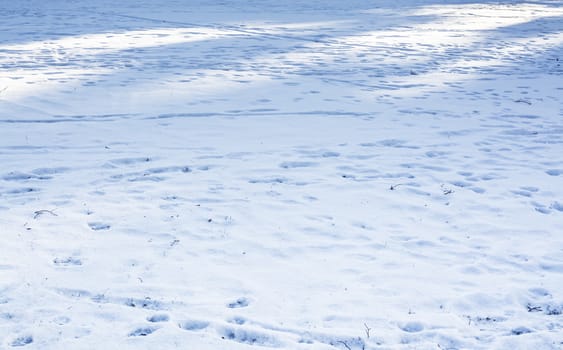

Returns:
33,209,58,219
514,98,532,105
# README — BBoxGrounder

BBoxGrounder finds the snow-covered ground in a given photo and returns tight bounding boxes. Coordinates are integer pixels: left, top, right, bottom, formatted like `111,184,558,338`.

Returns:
1,0,562,349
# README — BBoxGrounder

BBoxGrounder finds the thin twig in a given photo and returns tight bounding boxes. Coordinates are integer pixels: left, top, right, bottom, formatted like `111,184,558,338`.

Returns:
33,209,58,219
514,98,532,105
364,323,371,339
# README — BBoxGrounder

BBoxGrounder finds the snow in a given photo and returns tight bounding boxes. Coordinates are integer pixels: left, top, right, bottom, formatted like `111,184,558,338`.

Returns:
1,0,562,349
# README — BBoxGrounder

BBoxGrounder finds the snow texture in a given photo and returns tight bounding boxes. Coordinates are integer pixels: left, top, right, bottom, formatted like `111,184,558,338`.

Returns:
1,0,562,349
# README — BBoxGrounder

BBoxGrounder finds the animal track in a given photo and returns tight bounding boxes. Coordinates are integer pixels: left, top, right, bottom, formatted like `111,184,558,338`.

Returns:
227,297,250,308
2,172,51,181
147,314,169,322
53,257,82,266
128,326,158,337
126,176,165,182
55,288,166,310
361,139,419,149
511,327,532,335
144,166,191,174
178,320,209,331
228,316,247,325
88,222,111,231
220,326,281,347
400,321,424,333
533,202,551,214
321,151,340,158
4,188,39,195
279,161,317,169
248,177,287,184
1,312,16,320
526,302,563,315
11,335,33,347
108,157,152,166
102,165,192,184
123,297,163,310
31,167,70,175
550,202,563,212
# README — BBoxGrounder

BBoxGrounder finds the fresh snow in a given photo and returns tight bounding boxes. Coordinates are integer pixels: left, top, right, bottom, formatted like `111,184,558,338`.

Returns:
1,0,562,349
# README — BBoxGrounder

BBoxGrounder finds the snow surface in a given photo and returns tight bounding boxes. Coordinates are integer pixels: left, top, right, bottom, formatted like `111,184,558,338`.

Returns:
1,0,563,349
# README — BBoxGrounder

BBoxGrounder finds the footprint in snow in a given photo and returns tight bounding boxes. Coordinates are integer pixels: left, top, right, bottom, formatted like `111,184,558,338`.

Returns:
228,316,246,325
128,327,158,337
178,320,209,331
550,202,563,212
220,326,280,347
279,161,317,169
147,314,169,323
53,257,82,266
88,222,110,230
532,202,551,214
108,157,151,166
228,297,250,308
511,327,532,336
400,321,424,333
11,336,33,347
